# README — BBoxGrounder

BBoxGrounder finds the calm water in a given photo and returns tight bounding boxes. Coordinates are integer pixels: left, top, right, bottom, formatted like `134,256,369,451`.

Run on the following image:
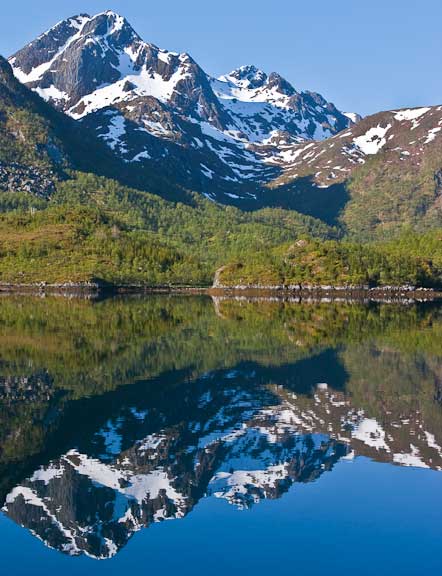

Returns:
0,295,441,575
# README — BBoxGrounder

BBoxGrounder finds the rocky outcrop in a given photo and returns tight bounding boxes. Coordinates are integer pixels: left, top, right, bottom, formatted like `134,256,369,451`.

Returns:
0,162,56,197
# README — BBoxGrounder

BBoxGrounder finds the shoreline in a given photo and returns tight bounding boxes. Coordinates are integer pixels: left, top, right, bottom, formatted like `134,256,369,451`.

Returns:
0,282,441,302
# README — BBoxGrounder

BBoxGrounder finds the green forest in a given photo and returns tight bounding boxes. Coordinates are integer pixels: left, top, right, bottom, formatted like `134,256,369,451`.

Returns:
1,170,442,288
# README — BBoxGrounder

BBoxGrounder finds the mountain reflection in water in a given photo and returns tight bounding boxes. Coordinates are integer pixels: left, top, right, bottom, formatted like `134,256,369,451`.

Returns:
0,295,441,560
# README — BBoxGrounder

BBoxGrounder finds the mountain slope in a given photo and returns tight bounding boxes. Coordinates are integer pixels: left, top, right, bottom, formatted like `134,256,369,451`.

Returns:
0,52,345,289
0,54,93,197
9,11,355,205
0,54,154,198
271,105,442,235
0,54,210,203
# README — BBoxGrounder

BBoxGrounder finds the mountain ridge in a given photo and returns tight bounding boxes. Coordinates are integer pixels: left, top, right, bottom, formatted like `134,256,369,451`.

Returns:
8,11,357,206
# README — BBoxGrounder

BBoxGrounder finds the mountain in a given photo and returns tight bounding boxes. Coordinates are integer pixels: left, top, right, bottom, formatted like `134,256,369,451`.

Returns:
0,53,162,197
9,11,355,206
272,105,442,235
0,53,204,203
5,10,442,238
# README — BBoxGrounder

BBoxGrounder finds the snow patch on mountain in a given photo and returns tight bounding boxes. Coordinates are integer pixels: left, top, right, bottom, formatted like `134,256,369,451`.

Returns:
101,112,128,153
393,445,429,468
351,417,390,451
393,107,430,124
69,52,192,119
344,112,361,123
353,125,391,155
424,127,441,144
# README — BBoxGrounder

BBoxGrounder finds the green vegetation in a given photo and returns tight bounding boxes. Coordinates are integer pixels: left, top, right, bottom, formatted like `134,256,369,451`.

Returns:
343,145,442,239
2,173,442,287
1,170,442,287
0,296,440,398
0,172,338,286
1,53,442,289
217,232,442,288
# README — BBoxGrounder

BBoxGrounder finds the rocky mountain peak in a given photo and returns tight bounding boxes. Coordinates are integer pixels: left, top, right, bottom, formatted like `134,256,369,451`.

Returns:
225,65,268,89
79,10,140,45
267,72,296,96
9,11,145,110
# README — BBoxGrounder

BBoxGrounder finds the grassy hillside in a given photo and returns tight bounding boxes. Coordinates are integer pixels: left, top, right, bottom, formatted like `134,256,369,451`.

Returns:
268,107,442,239
343,144,442,239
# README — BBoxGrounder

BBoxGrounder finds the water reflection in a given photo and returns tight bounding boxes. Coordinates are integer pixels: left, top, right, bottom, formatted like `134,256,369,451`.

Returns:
0,295,441,559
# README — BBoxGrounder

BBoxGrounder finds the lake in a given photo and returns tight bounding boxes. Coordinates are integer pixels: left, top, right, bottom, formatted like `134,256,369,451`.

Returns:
0,294,441,575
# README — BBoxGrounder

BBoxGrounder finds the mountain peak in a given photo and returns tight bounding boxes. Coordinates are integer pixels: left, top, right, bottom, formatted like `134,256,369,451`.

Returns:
89,10,129,26
80,11,139,42
37,13,91,39
222,66,296,97
225,65,268,89
266,71,296,96
101,9,122,16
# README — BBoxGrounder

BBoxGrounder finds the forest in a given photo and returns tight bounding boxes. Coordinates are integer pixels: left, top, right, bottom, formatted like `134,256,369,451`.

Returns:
1,171,442,288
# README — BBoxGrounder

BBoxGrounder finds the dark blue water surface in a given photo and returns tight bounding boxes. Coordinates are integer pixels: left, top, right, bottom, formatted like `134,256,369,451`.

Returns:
0,295,441,575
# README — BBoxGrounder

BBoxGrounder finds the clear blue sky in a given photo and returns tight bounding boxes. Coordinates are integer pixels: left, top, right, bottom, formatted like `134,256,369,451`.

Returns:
1,0,442,116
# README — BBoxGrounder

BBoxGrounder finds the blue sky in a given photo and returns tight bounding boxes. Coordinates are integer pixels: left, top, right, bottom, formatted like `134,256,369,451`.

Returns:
1,0,442,116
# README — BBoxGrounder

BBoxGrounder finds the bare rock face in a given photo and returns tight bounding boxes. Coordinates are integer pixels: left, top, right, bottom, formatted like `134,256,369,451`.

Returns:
11,13,139,109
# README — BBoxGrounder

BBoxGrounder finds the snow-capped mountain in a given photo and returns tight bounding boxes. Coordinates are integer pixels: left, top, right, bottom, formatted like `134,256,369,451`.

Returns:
0,54,127,199
7,10,442,229
9,11,356,204
212,65,353,143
